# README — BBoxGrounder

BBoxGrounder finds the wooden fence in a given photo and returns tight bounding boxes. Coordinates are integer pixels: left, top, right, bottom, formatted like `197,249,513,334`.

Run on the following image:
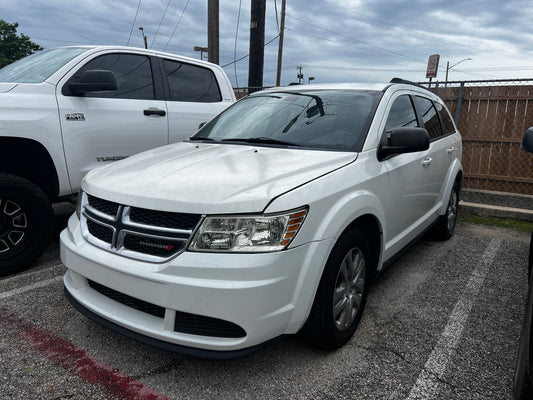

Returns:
431,81,533,195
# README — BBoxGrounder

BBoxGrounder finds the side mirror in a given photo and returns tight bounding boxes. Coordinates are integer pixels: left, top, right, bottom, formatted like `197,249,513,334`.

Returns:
522,127,533,154
378,127,430,161
69,70,117,94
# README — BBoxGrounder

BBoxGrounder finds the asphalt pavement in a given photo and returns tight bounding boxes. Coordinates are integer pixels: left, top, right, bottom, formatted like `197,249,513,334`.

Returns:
0,202,529,400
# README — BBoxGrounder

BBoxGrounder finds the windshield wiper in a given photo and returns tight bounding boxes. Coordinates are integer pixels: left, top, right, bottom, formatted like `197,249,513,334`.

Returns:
221,137,301,146
189,136,215,141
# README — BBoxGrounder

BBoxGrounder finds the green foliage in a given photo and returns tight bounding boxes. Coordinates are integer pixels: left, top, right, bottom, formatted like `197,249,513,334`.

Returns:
460,213,533,233
0,20,43,68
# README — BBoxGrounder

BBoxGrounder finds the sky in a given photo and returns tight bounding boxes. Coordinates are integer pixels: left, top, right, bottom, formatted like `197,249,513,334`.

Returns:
3,0,533,87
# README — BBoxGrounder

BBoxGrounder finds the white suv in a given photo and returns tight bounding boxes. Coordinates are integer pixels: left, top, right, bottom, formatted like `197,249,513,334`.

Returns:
61,80,462,358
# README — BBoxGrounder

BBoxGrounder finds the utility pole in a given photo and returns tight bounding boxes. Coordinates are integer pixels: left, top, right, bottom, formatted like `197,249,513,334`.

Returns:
248,0,266,93
275,0,286,86
207,0,219,64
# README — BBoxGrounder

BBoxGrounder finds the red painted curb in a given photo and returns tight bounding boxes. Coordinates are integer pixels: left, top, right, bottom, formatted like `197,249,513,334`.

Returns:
0,307,172,400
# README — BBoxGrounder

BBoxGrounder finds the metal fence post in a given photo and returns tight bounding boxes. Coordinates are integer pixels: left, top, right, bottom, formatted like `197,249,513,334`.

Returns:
454,82,464,126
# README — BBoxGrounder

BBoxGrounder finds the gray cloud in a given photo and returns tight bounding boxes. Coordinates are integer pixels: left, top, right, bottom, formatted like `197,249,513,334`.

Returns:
3,0,533,86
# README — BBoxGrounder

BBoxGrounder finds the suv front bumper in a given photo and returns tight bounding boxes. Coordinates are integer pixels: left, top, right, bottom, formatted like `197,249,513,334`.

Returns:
60,214,334,356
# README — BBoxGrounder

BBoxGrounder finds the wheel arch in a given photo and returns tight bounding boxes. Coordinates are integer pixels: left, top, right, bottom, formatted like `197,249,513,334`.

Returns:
0,137,60,200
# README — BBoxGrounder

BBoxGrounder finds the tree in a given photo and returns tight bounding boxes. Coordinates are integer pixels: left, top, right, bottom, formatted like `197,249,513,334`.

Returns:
0,20,43,68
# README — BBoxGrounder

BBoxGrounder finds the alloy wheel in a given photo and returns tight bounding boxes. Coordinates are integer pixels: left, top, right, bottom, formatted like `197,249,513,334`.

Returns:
333,248,366,331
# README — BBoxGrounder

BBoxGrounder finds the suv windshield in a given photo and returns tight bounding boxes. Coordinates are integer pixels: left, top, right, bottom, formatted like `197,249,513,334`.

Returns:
192,90,382,151
0,47,88,83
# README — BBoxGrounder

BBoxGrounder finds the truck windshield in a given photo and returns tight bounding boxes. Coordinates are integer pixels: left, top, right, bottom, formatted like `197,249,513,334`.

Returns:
192,90,382,152
0,47,88,83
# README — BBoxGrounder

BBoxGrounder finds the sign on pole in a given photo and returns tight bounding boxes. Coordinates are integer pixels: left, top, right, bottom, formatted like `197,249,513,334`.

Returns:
426,54,440,79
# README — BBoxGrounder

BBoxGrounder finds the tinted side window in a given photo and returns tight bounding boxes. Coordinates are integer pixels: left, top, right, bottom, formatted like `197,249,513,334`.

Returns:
434,102,456,135
66,53,154,100
413,96,442,139
384,95,418,132
163,59,221,102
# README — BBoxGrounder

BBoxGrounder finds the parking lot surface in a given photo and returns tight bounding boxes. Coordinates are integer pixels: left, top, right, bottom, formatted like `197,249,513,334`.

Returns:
0,203,529,400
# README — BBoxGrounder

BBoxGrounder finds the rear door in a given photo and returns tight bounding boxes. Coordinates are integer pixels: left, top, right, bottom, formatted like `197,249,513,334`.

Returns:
412,95,449,211
57,51,168,191
160,58,233,143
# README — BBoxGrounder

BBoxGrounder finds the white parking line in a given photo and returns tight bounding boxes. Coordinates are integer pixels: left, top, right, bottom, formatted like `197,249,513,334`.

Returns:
406,238,502,400
0,275,63,301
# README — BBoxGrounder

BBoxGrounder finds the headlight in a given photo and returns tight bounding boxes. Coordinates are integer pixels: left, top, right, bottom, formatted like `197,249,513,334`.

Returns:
189,208,307,253
75,189,84,219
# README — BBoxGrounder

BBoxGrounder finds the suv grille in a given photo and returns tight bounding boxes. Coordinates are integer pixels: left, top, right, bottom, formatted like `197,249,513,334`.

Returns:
81,193,202,262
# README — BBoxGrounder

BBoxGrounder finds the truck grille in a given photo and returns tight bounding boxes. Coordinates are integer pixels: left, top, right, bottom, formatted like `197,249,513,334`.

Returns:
80,193,202,262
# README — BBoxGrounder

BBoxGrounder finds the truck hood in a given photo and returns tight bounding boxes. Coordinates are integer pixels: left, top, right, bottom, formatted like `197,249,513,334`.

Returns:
83,142,357,214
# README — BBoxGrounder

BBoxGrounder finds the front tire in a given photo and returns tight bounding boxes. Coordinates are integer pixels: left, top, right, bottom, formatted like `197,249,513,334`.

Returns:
433,180,460,241
304,227,370,350
0,173,54,275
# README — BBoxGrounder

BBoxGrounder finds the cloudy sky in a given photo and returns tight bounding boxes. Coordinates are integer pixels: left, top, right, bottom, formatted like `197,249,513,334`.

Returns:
4,0,533,87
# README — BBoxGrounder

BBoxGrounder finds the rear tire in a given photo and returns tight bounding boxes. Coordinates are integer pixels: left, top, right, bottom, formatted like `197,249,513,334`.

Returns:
0,173,54,275
303,227,370,350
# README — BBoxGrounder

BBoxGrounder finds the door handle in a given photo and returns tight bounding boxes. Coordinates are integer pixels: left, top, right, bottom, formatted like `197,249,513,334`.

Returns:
143,108,166,117
447,147,456,154
422,158,433,167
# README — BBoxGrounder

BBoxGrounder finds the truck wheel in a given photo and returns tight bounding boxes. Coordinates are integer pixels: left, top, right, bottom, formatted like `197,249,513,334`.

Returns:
433,180,460,241
303,227,370,350
0,173,54,275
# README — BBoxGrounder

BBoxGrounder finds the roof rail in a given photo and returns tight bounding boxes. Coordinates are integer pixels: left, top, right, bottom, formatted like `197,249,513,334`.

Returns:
389,77,434,93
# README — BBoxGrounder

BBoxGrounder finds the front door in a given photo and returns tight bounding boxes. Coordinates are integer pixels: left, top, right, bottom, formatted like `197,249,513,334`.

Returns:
57,52,168,191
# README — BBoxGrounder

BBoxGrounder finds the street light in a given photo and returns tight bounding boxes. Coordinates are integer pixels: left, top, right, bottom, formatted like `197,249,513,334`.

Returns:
445,58,472,86
308,77,315,84
194,46,208,61
139,27,147,49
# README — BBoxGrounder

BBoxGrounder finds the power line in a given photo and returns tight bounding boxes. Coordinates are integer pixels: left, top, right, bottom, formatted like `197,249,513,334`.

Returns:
286,14,424,64
233,0,243,87
163,0,191,51
151,0,172,48
221,35,279,68
127,0,142,46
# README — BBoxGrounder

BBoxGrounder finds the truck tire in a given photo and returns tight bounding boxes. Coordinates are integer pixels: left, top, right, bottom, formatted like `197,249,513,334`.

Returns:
0,173,54,275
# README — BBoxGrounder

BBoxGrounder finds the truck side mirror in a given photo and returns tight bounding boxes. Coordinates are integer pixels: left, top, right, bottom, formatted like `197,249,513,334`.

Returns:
69,70,117,94
522,127,533,154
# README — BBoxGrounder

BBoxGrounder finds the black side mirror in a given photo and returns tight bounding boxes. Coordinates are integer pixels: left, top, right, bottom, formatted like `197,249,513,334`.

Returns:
378,127,430,161
69,70,117,94
522,127,533,154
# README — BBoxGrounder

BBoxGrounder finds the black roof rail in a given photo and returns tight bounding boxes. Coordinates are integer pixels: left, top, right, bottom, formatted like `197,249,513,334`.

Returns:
389,77,434,93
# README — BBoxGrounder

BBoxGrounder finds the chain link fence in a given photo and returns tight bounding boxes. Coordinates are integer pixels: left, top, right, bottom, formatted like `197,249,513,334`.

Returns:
418,79,533,208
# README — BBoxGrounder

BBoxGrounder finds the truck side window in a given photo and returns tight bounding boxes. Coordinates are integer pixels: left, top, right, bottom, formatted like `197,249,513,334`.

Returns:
163,59,222,103
384,95,418,133
413,96,442,140
65,53,155,100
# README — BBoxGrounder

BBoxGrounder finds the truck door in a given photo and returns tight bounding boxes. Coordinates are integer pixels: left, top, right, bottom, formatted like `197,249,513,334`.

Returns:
161,58,233,143
56,52,168,191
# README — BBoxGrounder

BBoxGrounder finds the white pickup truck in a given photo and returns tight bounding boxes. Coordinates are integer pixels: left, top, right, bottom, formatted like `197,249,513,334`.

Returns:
0,46,236,274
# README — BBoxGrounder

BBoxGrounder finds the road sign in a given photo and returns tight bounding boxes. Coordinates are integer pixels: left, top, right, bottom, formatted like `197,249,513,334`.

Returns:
426,54,440,79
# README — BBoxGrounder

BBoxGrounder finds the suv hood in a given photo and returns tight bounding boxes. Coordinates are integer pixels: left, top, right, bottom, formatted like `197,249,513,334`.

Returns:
0,83,17,93
83,142,357,214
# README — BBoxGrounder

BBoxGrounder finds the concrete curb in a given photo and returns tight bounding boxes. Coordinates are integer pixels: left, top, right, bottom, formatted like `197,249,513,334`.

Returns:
459,201,533,222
